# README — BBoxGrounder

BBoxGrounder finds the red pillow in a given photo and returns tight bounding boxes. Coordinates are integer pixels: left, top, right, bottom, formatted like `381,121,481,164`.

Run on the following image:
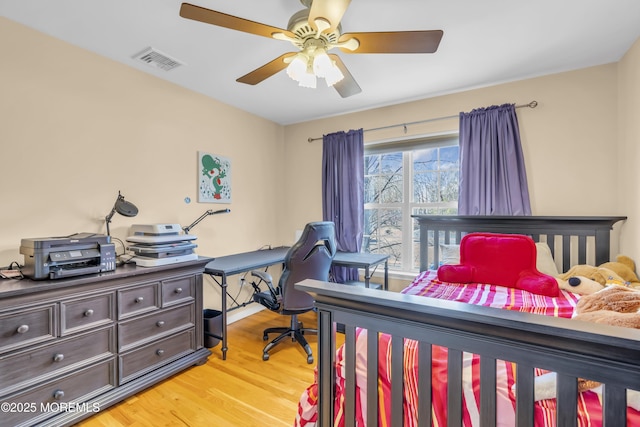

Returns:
437,232,559,297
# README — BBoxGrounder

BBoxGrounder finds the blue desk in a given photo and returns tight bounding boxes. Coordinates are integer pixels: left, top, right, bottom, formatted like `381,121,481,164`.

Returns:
204,247,289,360
204,247,389,359
332,251,389,290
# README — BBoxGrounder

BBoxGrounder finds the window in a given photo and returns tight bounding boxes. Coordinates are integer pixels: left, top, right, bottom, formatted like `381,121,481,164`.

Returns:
363,134,459,272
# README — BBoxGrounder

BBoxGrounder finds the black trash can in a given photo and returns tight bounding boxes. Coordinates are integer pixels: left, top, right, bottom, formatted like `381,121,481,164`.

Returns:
203,309,222,348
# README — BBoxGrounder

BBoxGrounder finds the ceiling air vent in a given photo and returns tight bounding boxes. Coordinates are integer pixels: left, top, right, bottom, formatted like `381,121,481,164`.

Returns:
132,47,184,71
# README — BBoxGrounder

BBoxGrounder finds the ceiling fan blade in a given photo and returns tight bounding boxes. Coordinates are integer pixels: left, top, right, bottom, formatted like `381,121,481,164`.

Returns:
180,3,295,39
308,0,351,33
339,30,443,54
328,54,361,98
236,53,297,85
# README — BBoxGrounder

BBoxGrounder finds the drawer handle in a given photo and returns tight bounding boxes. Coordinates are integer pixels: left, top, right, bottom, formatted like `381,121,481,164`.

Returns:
156,349,165,356
134,297,144,304
53,353,65,363
156,321,165,327
84,309,94,317
53,390,65,400
16,324,29,334
174,287,183,294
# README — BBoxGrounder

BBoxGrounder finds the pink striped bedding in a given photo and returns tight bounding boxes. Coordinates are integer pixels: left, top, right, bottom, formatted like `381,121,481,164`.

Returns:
295,270,640,427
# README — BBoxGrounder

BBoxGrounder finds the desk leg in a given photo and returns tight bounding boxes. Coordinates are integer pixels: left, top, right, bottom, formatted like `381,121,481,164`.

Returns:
384,260,388,290
221,272,228,360
206,274,228,360
364,266,370,288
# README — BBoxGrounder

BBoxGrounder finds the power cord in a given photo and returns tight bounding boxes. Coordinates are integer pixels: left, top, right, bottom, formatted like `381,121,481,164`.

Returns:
1,261,24,279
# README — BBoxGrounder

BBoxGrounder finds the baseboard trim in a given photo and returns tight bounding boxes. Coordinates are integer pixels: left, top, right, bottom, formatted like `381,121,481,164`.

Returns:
227,303,265,324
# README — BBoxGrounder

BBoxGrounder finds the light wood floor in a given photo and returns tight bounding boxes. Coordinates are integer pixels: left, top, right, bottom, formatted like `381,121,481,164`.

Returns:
77,309,327,427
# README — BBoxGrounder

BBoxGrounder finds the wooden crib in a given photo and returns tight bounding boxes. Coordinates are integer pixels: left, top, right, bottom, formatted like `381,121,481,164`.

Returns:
295,215,640,427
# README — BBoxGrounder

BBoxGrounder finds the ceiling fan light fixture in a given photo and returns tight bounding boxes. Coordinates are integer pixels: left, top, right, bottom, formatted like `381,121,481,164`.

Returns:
324,64,344,87
312,49,332,77
286,54,308,81
298,71,317,88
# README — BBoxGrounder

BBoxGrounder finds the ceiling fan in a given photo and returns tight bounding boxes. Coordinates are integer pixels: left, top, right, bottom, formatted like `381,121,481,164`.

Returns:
179,0,443,98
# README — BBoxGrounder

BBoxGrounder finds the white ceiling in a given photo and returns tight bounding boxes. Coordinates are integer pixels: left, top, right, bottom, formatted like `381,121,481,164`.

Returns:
2,0,640,125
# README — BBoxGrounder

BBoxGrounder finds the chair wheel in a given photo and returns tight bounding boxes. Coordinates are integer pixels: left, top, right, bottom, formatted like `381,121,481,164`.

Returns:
263,353,270,361
307,355,314,364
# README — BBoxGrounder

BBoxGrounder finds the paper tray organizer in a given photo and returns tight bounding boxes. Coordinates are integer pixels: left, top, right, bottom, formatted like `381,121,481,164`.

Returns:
126,224,198,267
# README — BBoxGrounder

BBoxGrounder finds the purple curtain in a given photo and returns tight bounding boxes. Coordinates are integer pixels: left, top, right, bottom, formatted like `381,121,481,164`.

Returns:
322,129,364,283
458,104,532,215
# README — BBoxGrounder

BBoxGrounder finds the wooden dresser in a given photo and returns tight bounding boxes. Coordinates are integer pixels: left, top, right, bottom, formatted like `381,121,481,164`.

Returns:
0,258,211,427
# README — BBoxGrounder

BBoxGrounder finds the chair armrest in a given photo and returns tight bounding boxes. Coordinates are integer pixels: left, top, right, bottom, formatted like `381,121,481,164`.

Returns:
251,270,280,305
251,270,273,284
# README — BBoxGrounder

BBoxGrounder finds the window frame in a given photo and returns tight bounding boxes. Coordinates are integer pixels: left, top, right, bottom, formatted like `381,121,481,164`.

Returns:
364,132,459,272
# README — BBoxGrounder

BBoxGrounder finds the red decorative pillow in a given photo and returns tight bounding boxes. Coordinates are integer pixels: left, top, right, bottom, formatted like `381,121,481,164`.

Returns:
437,232,559,297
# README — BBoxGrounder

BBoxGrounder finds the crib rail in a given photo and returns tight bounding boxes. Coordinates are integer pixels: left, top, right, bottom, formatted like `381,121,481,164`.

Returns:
296,279,640,427
412,215,627,273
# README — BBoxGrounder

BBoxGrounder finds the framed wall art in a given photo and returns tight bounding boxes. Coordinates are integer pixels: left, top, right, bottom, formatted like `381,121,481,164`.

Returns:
198,152,231,203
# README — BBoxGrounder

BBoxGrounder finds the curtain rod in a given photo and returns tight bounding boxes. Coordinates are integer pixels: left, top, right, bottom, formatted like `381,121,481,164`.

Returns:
307,100,538,143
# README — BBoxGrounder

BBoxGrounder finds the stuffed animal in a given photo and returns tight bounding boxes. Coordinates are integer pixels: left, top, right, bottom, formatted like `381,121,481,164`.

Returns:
574,284,640,322
557,255,640,295
524,285,640,409
556,275,606,295
600,255,639,283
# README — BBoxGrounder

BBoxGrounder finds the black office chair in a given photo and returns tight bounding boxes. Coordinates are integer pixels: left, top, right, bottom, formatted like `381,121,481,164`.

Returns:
251,221,336,364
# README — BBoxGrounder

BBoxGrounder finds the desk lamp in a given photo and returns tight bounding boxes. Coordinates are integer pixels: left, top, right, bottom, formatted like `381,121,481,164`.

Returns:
105,191,139,237
182,208,230,234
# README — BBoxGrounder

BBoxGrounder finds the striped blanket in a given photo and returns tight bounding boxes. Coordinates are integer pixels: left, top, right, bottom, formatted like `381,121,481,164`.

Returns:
295,270,640,426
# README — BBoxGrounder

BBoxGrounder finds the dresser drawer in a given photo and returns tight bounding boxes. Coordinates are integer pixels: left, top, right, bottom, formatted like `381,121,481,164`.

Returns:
0,304,56,355
118,303,194,351
0,326,115,397
119,329,195,384
1,358,115,427
162,275,195,307
61,292,115,335
118,282,160,319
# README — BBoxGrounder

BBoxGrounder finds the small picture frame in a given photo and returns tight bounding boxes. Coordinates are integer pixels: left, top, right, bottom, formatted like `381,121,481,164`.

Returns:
198,152,231,203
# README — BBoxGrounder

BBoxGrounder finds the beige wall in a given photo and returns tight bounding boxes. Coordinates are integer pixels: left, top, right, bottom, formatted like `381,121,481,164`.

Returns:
618,38,640,259
2,17,639,302
0,18,286,310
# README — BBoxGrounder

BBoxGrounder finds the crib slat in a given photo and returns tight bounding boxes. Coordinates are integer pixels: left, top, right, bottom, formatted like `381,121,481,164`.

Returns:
545,234,556,261
419,226,432,271
367,329,378,427
595,228,611,265
417,342,432,427
515,364,535,427
603,384,627,426
317,309,335,427
562,235,571,271
447,349,463,426
433,231,441,268
578,235,587,265
344,325,357,427
479,356,497,426
556,373,578,427
392,335,404,427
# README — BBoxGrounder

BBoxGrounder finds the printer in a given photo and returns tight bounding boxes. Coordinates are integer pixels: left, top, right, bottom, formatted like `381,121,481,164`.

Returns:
20,233,116,280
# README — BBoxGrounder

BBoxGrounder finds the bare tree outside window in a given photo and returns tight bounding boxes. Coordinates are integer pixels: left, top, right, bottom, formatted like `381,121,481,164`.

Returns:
364,141,459,272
